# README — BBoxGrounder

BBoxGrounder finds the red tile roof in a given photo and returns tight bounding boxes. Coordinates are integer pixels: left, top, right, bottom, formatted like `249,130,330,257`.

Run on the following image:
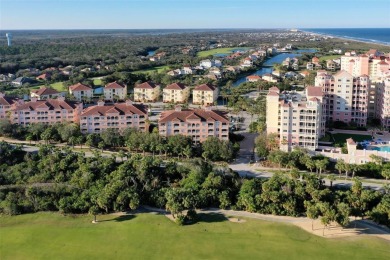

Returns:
346,138,356,145
13,99,80,111
69,83,92,91
81,103,148,116
269,86,280,92
247,75,261,80
36,73,51,80
0,95,18,106
105,81,126,89
135,81,158,89
159,109,228,123
165,83,187,90
194,83,216,91
31,87,60,96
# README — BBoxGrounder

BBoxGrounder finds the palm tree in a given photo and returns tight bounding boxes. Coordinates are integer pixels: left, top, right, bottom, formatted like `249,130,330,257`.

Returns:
335,159,345,177
327,174,336,188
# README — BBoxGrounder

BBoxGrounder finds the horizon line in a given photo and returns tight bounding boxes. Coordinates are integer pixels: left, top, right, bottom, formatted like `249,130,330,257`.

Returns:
0,27,389,31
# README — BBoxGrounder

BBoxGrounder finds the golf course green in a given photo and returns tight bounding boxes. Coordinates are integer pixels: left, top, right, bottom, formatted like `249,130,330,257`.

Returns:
1,212,388,259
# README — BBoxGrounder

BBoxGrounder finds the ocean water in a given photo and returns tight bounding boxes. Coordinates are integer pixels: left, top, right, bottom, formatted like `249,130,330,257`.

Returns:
302,28,390,45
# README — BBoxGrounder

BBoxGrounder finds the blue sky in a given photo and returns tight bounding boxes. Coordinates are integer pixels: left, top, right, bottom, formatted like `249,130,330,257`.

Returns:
1,0,389,29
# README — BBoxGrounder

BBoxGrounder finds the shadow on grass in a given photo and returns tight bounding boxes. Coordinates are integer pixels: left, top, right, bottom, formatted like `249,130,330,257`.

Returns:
98,214,136,223
195,213,228,224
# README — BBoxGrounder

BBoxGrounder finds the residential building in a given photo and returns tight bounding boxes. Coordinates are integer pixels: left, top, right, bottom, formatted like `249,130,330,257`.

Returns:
340,53,369,77
246,75,261,82
134,81,161,102
192,84,218,105
376,76,390,130
103,81,127,101
266,86,325,152
12,77,35,87
10,97,82,126
30,87,65,100
315,70,369,126
79,100,148,134
163,83,190,103
200,59,222,69
158,106,229,143
241,57,253,67
0,93,22,120
69,83,94,101
36,73,51,81
262,73,278,83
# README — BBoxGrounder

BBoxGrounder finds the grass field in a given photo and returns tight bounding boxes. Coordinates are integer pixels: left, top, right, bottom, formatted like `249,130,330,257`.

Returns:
331,133,371,146
35,81,67,91
93,78,103,86
319,55,342,62
196,47,252,58
1,212,389,259
133,65,171,74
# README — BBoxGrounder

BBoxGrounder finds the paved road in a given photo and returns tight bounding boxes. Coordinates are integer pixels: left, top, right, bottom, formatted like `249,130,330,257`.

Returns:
229,163,387,191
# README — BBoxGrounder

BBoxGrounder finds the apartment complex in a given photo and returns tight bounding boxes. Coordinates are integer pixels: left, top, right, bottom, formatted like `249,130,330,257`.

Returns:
376,76,390,129
30,87,65,100
163,83,190,103
0,93,22,120
103,81,127,101
158,107,229,143
266,86,324,152
315,70,369,126
192,84,218,105
134,81,160,102
10,97,83,125
69,83,94,101
79,100,148,134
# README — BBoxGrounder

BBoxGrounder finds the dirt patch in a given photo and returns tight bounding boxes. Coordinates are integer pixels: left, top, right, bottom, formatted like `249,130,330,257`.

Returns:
228,217,247,223
293,219,390,241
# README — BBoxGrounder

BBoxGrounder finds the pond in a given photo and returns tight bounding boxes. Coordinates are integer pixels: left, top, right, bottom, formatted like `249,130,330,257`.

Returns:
233,48,316,87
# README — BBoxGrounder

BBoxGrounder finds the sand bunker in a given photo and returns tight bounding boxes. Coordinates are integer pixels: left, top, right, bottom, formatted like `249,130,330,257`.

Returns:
228,217,247,223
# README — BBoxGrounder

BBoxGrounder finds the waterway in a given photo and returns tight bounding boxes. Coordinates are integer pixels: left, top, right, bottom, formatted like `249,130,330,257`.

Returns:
233,49,316,86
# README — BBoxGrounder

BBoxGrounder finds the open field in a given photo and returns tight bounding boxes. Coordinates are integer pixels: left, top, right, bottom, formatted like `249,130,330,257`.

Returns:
319,55,342,61
331,133,371,146
1,212,389,260
132,65,171,74
35,81,67,91
197,47,251,58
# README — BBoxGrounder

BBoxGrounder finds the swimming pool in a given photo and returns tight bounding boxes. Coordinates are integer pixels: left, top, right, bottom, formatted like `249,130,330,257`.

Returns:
371,146,390,152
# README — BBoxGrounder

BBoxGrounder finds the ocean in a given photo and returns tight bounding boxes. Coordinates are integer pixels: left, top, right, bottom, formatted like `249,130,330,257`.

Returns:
302,28,390,46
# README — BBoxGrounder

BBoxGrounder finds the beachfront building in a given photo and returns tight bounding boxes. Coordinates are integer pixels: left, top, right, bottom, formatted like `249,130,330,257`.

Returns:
315,70,369,126
69,83,94,102
163,83,190,103
340,53,369,77
10,97,83,126
134,81,161,102
266,86,325,152
376,75,390,130
0,93,22,120
79,100,149,134
103,81,127,101
30,87,65,100
158,106,229,144
192,84,218,106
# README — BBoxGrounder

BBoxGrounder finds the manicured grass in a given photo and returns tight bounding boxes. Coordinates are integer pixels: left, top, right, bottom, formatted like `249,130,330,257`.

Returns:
196,47,251,58
36,81,67,91
1,212,389,259
133,65,171,74
93,78,103,86
331,133,371,146
319,55,342,62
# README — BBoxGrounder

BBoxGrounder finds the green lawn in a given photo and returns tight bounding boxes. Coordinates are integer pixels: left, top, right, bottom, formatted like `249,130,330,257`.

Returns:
1,212,388,260
35,81,67,91
319,55,342,62
331,133,371,146
197,47,252,58
93,78,103,86
133,65,171,74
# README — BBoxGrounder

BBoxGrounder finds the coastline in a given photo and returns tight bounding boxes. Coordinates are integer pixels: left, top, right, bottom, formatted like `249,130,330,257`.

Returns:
299,29,390,48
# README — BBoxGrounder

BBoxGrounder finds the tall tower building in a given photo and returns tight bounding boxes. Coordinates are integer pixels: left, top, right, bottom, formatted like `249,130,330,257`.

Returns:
6,33,12,47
